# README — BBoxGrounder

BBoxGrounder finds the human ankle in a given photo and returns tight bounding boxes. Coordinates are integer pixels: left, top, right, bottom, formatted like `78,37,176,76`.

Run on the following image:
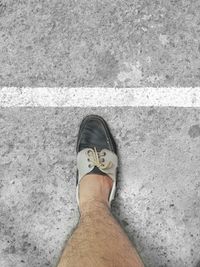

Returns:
79,174,113,207
79,199,110,218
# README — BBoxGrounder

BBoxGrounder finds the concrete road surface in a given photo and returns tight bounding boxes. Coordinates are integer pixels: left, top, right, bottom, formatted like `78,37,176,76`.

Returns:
1,107,200,267
0,1,200,267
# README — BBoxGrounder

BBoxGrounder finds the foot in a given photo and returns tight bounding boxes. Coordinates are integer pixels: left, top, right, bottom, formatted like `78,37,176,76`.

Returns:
76,115,118,210
79,174,113,212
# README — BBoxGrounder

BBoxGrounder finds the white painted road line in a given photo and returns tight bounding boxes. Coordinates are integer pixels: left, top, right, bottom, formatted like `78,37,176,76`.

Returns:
0,87,200,107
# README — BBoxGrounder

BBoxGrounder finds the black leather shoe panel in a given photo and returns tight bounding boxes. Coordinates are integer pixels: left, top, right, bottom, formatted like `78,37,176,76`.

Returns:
76,115,117,154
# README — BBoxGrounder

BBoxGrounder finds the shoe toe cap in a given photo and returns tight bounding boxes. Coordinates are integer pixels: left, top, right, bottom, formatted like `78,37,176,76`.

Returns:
77,115,117,154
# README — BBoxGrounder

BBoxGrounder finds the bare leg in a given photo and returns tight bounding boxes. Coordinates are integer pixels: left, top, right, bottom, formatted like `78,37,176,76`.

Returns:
56,174,144,267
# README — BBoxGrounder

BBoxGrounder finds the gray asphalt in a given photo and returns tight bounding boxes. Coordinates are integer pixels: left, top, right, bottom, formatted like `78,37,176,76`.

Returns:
1,108,200,267
0,0,200,87
0,1,200,267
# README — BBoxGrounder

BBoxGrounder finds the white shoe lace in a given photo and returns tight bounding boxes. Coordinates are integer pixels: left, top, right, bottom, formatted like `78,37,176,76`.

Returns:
85,147,113,170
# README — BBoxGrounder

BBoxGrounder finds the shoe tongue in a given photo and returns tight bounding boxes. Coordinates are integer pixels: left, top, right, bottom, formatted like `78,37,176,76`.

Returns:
89,166,106,176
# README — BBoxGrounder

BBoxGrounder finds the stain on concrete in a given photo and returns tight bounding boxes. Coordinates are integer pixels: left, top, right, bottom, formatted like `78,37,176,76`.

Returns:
69,41,97,81
95,50,119,85
188,124,200,138
117,61,143,87
159,34,169,46
0,2,6,15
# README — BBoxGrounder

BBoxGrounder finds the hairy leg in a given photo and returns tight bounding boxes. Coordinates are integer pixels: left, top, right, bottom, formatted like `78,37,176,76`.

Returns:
56,174,144,267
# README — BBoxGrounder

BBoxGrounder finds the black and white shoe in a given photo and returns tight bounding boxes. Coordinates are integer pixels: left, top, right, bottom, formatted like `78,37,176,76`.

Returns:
76,115,118,208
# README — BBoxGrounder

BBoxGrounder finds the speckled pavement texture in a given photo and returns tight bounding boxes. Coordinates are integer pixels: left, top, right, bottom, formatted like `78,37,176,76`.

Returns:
1,1,200,267
0,0,200,87
0,107,200,267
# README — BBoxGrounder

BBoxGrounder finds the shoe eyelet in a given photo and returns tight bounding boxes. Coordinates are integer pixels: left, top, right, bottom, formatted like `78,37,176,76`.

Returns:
87,158,90,162
88,164,92,168
101,158,105,162
104,152,106,156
